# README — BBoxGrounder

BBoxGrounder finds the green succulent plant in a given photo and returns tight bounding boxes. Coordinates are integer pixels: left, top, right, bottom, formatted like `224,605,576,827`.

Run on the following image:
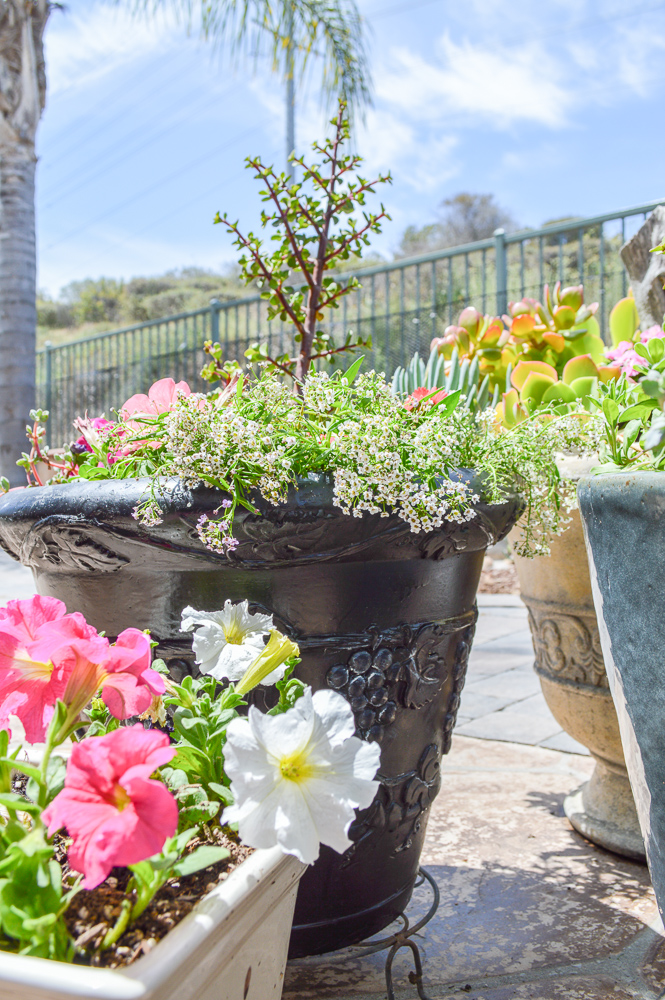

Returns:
391,346,501,411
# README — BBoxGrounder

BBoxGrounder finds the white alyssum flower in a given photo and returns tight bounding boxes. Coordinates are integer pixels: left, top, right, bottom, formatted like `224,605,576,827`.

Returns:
181,600,273,681
222,688,381,864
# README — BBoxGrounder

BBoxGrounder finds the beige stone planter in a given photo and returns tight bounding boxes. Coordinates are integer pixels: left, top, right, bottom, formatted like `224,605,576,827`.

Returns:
512,509,645,861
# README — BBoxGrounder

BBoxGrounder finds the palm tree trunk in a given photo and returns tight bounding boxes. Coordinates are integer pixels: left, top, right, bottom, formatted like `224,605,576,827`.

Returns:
0,2,48,485
0,142,36,484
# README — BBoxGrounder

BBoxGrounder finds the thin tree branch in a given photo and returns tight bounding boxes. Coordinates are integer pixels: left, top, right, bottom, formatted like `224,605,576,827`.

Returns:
247,157,316,292
218,217,307,338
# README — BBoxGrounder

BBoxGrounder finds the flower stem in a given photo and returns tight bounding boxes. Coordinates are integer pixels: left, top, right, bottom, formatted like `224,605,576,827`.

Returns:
100,898,132,952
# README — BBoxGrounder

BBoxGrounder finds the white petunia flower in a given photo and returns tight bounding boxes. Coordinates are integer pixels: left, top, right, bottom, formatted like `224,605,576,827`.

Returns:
221,688,381,864
180,600,273,681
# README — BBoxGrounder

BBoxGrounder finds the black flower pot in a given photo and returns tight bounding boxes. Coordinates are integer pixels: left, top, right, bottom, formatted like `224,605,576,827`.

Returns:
578,472,665,923
0,475,520,956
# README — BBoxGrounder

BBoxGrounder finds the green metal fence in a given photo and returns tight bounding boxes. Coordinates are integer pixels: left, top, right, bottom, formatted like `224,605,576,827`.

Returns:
38,196,665,446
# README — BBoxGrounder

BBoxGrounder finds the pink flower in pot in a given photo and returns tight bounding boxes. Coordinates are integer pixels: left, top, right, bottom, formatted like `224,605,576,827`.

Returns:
42,725,177,888
0,596,107,742
117,378,192,456
72,416,115,454
0,596,164,741
120,378,191,420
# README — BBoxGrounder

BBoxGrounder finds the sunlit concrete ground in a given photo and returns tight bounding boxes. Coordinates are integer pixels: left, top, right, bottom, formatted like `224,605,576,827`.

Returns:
285,737,664,998
1,553,662,997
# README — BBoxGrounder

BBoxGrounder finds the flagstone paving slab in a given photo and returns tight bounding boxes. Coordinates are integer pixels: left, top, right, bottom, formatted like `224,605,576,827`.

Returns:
284,736,662,1000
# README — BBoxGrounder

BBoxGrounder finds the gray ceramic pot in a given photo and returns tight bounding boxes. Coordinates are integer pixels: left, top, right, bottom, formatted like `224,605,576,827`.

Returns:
578,472,665,918
0,474,520,957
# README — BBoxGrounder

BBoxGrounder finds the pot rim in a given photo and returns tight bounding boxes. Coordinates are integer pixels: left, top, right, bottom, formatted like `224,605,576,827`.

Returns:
0,470,520,519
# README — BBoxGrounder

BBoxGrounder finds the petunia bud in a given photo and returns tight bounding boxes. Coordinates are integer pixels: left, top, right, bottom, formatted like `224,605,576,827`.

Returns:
236,630,300,695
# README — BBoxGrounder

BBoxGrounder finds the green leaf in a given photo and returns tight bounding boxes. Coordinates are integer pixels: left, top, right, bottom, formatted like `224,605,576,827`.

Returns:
342,355,365,384
623,419,642,451
602,397,620,426
0,759,42,784
0,793,40,815
432,388,462,415
648,338,665,363
208,782,234,805
618,399,658,423
173,846,230,879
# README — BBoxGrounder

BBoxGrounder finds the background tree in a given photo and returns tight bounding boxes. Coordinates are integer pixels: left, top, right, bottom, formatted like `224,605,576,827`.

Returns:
0,0,49,485
0,0,370,484
397,192,518,258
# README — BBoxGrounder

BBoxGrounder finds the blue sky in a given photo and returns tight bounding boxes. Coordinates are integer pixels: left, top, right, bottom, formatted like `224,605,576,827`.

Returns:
37,0,665,296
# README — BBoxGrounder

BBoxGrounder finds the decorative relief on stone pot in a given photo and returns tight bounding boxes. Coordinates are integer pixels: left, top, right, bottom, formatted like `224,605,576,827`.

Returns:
22,520,129,574
324,614,476,741
525,602,606,688
342,743,442,864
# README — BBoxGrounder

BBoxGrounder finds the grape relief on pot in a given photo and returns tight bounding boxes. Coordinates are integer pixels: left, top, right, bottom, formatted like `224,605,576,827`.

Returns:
325,616,475,860
325,614,475,742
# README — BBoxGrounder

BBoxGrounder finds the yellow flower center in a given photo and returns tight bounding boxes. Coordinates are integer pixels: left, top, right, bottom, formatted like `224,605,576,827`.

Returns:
223,621,245,645
279,750,313,783
113,784,131,811
14,654,54,682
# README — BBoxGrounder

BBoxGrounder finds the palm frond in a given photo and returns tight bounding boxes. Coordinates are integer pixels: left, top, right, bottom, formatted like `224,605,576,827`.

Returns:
120,0,371,117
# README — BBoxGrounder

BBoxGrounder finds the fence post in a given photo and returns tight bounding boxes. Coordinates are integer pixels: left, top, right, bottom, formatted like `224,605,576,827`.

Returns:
209,298,221,343
494,228,507,316
44,341,53,449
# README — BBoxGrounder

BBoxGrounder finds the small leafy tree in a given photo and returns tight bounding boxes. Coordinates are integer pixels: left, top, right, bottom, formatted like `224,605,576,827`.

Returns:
205,102,391,388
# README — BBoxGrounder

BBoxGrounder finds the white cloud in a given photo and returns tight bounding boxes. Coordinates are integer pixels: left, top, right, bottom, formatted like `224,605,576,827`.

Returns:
376,36,573,129
613,22,665,99
45,2,181,98
357,109,459,193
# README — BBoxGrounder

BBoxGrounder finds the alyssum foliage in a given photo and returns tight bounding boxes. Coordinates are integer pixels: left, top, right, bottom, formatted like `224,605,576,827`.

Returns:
204,101,391,385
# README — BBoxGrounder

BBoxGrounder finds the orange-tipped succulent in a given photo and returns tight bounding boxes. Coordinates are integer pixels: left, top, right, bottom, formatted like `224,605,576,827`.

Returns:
431,306,507,386
432,283,605,392
502,282,604,372
495,355,621,428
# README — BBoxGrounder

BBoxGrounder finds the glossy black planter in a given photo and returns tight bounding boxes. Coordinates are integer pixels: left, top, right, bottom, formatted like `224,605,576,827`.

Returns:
0,476,520,956
578,472,665,924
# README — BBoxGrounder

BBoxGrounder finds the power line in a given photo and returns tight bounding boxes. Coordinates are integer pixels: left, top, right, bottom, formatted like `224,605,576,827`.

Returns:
43,46,187,153
43,121,269,252
40,82,241,210
365,0,665,33
41,48,197,167
63,141,281,279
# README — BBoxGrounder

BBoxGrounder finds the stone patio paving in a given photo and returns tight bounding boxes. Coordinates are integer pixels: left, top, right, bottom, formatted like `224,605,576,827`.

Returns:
1,553,661,997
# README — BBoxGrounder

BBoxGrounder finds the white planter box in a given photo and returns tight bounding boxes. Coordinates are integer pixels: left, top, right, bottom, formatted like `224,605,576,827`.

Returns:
0,847,305,1000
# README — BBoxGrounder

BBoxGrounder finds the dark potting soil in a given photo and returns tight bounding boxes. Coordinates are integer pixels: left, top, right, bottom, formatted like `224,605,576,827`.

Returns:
62,829,253,968
10,761,253,969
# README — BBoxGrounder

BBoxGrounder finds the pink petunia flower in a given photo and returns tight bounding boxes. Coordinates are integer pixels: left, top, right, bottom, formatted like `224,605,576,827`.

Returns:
0,597,165,742
120,378,191,420
100,628,165,719
0,596,108,742
60,628,165,724
42,725,177,889
404,386,449,412
73,416,115,454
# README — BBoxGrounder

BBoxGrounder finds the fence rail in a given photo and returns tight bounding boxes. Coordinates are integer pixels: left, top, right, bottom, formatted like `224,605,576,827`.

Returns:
38,196,665,446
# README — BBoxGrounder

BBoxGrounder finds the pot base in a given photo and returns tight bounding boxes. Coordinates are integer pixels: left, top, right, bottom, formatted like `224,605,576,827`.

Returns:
564,762,646,863
289,879,414,958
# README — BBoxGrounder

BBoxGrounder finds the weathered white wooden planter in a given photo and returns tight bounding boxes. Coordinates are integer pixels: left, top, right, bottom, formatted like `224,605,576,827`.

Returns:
0,847,305,1000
